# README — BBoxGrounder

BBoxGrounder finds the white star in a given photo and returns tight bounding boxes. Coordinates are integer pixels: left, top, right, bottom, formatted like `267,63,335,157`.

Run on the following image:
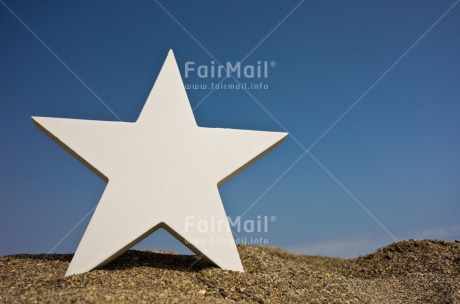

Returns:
33,50,287,276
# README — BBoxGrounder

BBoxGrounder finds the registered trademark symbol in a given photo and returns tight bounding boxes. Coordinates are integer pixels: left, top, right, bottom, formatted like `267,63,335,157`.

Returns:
270,61,276,68
270,216,276,222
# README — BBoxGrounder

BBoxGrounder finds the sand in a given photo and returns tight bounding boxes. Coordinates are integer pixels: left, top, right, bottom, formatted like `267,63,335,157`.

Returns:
1,239,459,303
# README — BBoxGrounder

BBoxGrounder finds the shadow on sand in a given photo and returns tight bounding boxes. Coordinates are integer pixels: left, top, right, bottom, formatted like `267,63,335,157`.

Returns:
11,249,215,273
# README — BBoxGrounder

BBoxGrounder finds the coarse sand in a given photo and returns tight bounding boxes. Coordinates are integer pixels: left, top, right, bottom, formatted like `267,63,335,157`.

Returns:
1,239,459,303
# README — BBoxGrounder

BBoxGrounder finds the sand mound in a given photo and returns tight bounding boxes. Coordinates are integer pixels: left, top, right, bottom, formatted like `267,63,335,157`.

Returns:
1,239,459,303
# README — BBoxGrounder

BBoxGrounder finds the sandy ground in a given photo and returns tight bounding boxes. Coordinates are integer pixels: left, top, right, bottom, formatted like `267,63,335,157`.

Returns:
1,239,459,303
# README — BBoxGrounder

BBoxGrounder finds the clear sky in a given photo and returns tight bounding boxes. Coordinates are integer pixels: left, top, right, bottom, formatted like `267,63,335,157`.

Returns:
1,0,459,258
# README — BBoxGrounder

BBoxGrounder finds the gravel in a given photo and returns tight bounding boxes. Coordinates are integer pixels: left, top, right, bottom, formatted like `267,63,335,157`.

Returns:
1,239,459,303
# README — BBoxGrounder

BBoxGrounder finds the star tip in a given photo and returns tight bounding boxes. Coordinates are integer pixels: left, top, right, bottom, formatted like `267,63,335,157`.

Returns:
64,265,81,277
235,265,245,273
165,49,177,64
278,131,289,140
167,49,175,58
231,263,245,273
31,116,41,123
31,116,58,128
31,116,50,125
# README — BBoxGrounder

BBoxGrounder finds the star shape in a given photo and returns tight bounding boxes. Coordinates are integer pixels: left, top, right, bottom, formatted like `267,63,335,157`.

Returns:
33,50,287,276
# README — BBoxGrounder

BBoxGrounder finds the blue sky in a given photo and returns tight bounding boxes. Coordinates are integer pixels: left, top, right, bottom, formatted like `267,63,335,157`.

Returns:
1,0,459,258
